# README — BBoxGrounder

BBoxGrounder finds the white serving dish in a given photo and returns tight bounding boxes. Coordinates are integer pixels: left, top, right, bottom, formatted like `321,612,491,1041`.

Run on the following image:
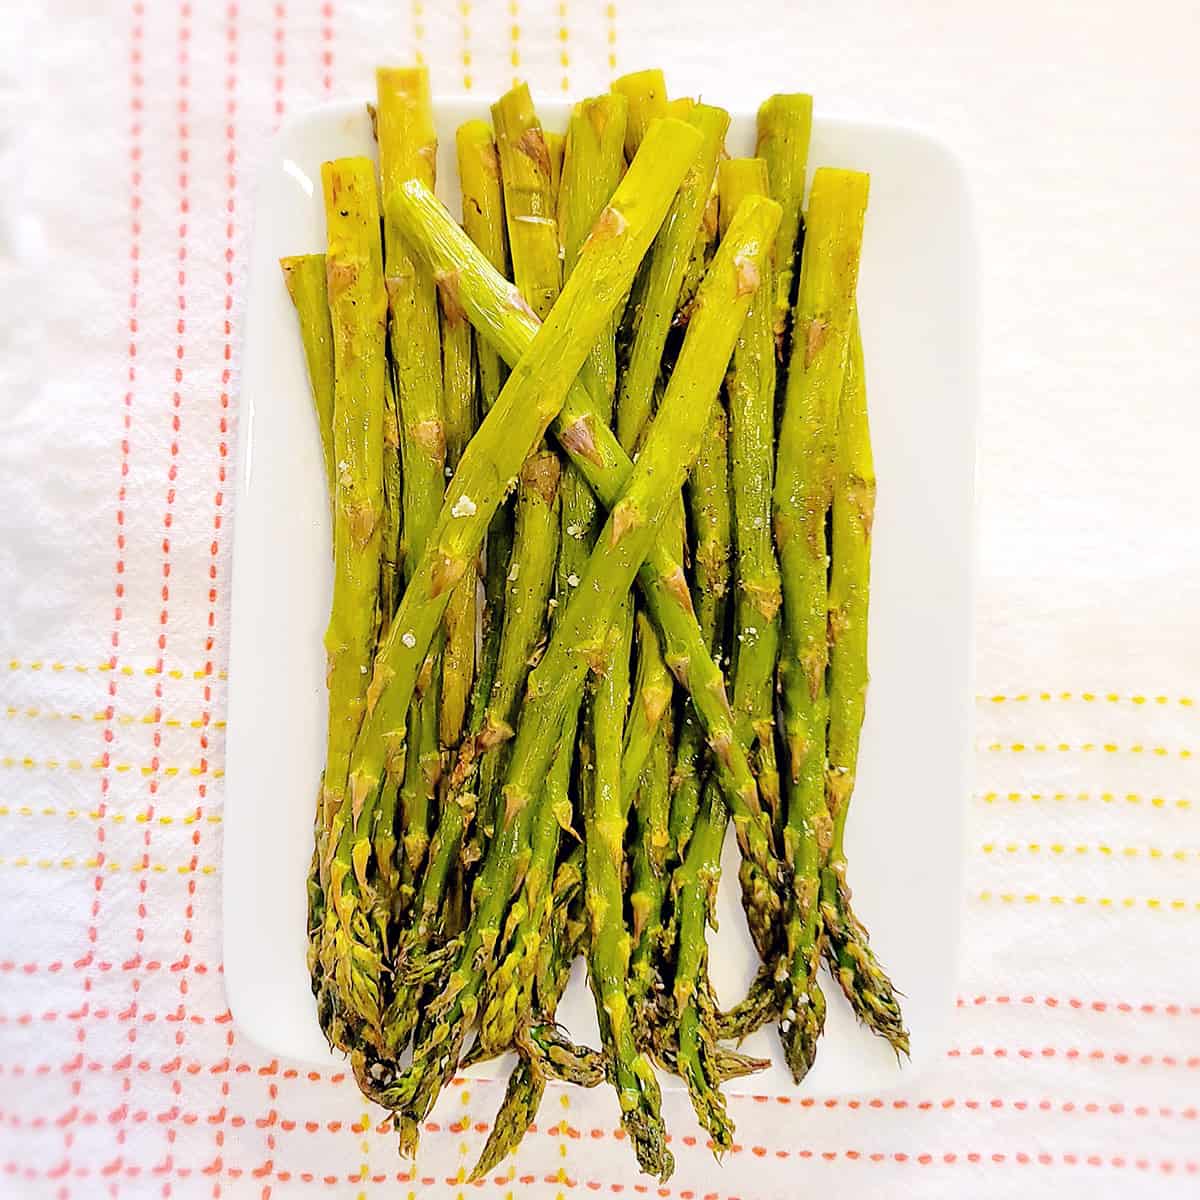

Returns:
225,96,976,1096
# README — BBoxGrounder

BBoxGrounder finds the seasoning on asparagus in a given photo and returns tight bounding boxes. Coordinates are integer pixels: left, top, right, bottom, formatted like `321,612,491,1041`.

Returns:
774,166,869,1083
821,317,908,1055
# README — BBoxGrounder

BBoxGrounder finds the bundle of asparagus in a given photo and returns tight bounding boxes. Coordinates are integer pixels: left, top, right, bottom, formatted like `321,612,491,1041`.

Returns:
280,63,906,1183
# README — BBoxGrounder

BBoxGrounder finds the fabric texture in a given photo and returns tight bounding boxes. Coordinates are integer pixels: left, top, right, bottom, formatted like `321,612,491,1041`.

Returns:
1,1,1197,1196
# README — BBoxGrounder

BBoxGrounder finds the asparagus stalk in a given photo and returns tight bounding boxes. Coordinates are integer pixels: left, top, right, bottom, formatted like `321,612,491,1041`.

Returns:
376,66,447,911
616,104,730,450
313,158,388,1043
670,785,737,1147
321,119,702,1042
376,65,445,577
438,286,478,750
456,119,510,414
627,705,673,1028
279,254,335,503
455,119,512,785
493,82,561,321
774,167,869,1082
754,94,813,353
393,183,785,949
380,196,780,1177
559,93,630,408
280,252,339,1030
821,318,908,1054
721,158,783,837
611,68,667,158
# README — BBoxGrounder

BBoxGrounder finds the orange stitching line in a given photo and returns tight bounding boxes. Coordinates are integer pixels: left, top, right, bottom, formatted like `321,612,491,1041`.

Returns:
320,1,333,95
4,705,225,729
0,756,221,777
981,841,1198,862
5,659,227,680
948,1045,1200,1069
730,1094,1197,1122
3,1149,1195,1183
605,1,617,71
981,691,1193,707
0,857,218,876
978,891,1200,912
0,804,219,826
979,790,1192,811
957,994,1200,1016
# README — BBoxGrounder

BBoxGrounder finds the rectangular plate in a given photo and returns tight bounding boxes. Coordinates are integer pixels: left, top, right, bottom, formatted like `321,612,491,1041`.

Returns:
225,97,976,1095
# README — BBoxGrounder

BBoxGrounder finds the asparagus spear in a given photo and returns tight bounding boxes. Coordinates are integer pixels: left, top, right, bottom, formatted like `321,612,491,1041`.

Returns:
438,283,478,750
821,318,908,1054
312,158,388,1044
280,252,339,1031
321,119,702,1042
376,65,445,577
279,254,335,503
493,82,561,321
379,196,780,1177
721,158,783,837
559,93,630,407
376,66,447,911
456,119,510,415
774,166,868,1082
393,184,785,949
611,68,667,158
455,119,512,784
616,103,729,450
754,94,813,353
627,706,673,1027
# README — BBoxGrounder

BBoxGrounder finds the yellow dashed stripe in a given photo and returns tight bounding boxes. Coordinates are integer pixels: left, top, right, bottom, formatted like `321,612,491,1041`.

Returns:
0,856,218,875
980,790,1191,811
981,691,1193,707
0,805,220,826
0,756,222,778
981,842,1197,862
6,659,226,680
978,891,1200,913
5,706,224,729
986,741,1192,759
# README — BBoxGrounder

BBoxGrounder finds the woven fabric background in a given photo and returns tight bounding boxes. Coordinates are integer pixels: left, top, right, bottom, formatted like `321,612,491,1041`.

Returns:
1,1,1198,1197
